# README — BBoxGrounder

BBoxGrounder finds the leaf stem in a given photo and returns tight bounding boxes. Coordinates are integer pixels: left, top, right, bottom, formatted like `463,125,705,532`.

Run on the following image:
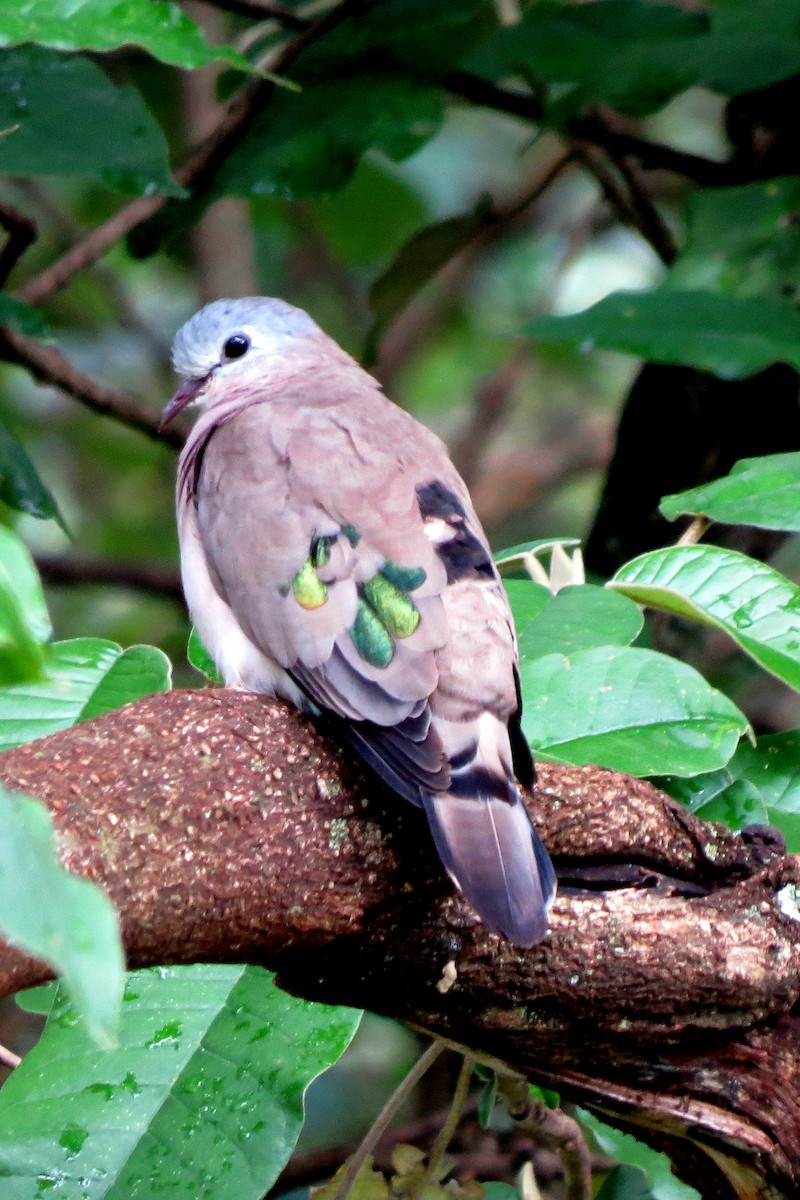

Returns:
331,1040,445,1200
408,1053,475,1200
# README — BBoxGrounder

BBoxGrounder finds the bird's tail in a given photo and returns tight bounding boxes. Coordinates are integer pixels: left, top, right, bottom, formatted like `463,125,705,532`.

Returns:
422,715,556,946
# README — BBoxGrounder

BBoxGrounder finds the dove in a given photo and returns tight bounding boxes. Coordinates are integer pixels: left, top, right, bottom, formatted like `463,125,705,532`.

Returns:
163,296,556,946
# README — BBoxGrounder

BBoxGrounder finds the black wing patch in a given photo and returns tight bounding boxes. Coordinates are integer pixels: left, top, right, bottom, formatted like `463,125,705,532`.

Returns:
416,480,495,584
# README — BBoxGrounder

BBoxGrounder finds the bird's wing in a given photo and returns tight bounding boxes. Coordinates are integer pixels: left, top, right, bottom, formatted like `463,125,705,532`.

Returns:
193,393,554,943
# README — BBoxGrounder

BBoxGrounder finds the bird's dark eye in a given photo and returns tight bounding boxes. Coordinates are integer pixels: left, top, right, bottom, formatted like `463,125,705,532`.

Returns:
223,333,250,359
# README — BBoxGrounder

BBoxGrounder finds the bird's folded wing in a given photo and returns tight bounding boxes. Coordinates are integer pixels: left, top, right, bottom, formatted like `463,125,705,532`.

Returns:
194,399,486,802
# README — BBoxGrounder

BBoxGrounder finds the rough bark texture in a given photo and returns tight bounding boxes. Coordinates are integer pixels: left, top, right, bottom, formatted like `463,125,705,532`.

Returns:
1,689,799,1198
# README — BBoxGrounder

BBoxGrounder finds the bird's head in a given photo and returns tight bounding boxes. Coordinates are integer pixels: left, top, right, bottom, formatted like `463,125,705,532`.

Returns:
160,296,320,428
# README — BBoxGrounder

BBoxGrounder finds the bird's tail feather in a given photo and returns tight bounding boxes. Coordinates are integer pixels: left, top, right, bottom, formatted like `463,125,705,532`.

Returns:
423,713,555,946
423,791,554,946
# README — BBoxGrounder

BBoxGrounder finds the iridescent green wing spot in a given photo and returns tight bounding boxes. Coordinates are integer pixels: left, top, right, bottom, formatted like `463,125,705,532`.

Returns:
292,558,328,609
350,598,394,667
363,574,420,638
380,560,426,592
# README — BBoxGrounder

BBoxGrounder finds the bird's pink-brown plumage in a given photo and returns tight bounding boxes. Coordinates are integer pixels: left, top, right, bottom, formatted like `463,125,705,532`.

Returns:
168,297,556,945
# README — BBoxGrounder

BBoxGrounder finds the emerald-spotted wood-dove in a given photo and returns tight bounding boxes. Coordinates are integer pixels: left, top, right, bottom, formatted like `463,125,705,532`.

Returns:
164,297,556,946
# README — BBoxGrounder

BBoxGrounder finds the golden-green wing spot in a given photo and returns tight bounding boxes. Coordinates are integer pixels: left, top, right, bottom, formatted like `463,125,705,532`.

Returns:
350,598,394,667
292,558,328,609
364,574,420,638
380,560,426,592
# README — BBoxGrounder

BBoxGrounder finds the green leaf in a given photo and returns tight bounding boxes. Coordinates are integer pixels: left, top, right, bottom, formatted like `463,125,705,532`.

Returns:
0,965,361,1199
188,627,222,684
524,290,800,380
0,0,250,70
0,526,50,686
0,784,123,1047
665,178,800,301
610,545,800,692
694,778,769,831
366,206,493,360
0,417,66,530
654,768,734,813
468,2,800,118
729,731,800,814
503,579,551,635
494,537,582,568
217,74,443,200
0,638,172,750
580,1109,700,1200
520,646,748,776
596,1165,655,1200
0,46,184,196
518,585,643,661
0,293,49,338
660,452,800,532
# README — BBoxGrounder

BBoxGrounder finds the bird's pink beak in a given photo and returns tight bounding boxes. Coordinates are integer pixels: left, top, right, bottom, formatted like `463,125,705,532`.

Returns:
159,376,208,429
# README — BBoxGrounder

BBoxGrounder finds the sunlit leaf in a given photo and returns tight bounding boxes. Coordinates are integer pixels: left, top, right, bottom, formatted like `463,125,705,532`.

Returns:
610,545,800,691
503,579,551,636
520,645,747,776
0,966,361,1199
660,452,800,532
518,584,643,661
525,290,800,379
0,0,250,69
0,638,172,749
0,784,123,1046
0,526,49,686
580,1109,700,1200
187,627,222,684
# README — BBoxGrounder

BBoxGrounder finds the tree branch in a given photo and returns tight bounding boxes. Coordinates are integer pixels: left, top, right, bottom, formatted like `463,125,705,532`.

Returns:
16,0,377,309
0,327,182,449
444,73,747,187
0,689,798,1197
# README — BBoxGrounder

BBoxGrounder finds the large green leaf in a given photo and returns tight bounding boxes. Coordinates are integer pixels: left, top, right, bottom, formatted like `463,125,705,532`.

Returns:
660,452,800,532
0,46,183,196
0,638,172,750
524,290,800,380
610,546,800,692
517,584,643,661
520,645,747,776
503,580,551,638
665,178,800,300
0,966,361,1199
0,785,123,1047
0,417,66,530
580,1109,700,1200
0,527,50,687
218,73,443,200
0,0,250,69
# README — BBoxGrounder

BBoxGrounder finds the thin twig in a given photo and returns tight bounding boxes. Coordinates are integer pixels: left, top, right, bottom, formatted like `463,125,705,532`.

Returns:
497,1077,592,1200
444,72,744,187
0,328,182,449
676,515,711,546
17,0,375,308
0,1041,21,1070
408,1054,475,1200
330,1041,445,1200
0,203,36,287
